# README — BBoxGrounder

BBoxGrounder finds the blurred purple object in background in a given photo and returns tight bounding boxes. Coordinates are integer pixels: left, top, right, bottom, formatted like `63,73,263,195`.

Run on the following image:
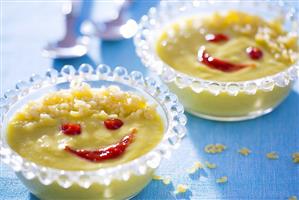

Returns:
42,0,89,59
83,0,137,41
43,0,136,59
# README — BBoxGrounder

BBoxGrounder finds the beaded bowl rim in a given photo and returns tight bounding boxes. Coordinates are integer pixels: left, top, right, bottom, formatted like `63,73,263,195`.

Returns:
0,64,187,188
134,0,299,96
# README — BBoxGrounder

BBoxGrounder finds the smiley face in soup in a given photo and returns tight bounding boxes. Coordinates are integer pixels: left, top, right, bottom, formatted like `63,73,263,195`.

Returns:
156,11,298,81
6,83,164,170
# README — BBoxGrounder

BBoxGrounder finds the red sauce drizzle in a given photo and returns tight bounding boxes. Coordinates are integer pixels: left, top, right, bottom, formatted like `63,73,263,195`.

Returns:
198,46,249,72
61,123,81,136
246,47,263,60
205,33,229,42
64,130,136,162
104,118,124,130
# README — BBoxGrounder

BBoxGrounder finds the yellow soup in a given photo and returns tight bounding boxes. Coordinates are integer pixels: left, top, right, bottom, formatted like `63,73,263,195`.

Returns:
156,11,298,82
7,83,164,170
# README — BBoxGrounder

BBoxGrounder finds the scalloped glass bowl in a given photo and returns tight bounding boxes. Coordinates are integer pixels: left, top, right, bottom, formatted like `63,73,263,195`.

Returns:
134,0,299,121
0,64,187,200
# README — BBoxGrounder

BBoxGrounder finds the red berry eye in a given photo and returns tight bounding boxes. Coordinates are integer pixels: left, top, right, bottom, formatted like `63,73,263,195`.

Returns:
205,33,229,43
61,123,81,136
104,118,124,130
246,47,263,60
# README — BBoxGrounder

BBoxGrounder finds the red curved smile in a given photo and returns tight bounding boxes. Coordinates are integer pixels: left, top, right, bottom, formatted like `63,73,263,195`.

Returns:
64,131,136,163
198,46,253,73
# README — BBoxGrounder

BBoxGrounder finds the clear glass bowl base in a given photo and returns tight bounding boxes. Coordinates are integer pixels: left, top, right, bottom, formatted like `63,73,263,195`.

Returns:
186,107,275,122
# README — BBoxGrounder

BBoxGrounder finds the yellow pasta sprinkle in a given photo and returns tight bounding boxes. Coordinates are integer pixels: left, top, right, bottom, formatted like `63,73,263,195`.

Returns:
194,161,204,169
205,161,217,169
238,147,251,156
153,175,171,185
216,176,228,184
292,152,299,163
266,152,279,160
162,177,171,185
204,144,227,154
175,184,188,194
288,196,297,200
186,161,203,174
152,175,163,180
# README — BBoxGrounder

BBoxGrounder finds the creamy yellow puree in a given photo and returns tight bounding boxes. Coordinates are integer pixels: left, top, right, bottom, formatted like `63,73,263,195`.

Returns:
7,83,164,171
156,11,298,81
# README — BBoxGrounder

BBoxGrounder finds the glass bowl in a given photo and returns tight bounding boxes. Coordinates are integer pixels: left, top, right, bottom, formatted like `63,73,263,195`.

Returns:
134,0,299,121
0,64,187,200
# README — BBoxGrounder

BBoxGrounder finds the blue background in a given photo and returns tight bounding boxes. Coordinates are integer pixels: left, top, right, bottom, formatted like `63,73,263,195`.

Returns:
1,1,298,199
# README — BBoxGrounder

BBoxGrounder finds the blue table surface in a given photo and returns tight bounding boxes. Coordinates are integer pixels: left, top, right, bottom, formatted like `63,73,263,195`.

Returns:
1,1,299,199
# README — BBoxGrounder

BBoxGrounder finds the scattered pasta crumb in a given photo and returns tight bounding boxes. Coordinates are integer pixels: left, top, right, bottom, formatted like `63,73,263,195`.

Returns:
204,144,227,154
194,161,204,169
216,176,228,184
205,161,217,169
238,147,251,156
152,175,171,185
292,152,299,163
288,196,297,200
187,161,203,174
175,184,188,194
152,175,163,180
266,152,279,160
162,177,171,185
